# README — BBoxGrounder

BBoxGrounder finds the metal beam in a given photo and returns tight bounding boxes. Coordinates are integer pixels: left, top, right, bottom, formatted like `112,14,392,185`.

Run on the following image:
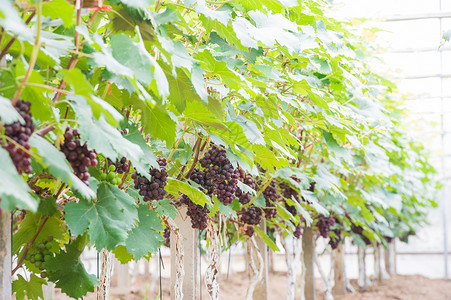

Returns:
385,11,451,21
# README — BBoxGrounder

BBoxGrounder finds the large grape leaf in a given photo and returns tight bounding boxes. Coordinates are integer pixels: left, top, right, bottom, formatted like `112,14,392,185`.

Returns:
42,0,74,27
71,96,156,177
64,183,138,251
46,236,98,299
13,212,67,254
29,134,96,200
0,148,38,211
0,95,23,123
165,178,211,206
125,205,164,260
13,274,46,300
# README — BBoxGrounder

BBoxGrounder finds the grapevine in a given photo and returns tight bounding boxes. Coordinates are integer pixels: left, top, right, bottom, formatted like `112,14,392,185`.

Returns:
132,156,168,202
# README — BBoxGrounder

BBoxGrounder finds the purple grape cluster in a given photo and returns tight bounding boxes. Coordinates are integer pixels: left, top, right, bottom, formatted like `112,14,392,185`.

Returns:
132,156,168,201
244,226,255,237
61,127,98,185
1,100,35,174
294,224,302,239
235,167,256,205
108,157,130,174
284,201,297,216
329,228,342,249
262,179,279,219
316,214,335,238
163,227,170,247
351,223,371,245
199,144,238,205
190,168,215,195
240,207,263,226
180,194,209,230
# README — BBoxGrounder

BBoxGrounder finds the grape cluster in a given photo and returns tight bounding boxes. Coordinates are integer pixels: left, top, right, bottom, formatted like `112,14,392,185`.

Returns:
190,168,215,196
61,127,98,185
280,177,301,201
99,164,123,186
199,144,238,205
262,179,279,219
244,226,255,237
316,214,335,238
329,228,342,249
132,156,168,201
240,207,263,226
235,167,256,205
351,223,371,245
1,100,35,174
108,157,130,174
180,194,209,230
284,201,297,216
25,235,55,276
294,224,302,239
163,227,171,247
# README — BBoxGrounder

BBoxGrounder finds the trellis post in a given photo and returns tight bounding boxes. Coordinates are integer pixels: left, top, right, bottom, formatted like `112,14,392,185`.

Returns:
170,207,196,300
0,213,11,300
332,243,346,295
253,222,268,300
302,226,315,300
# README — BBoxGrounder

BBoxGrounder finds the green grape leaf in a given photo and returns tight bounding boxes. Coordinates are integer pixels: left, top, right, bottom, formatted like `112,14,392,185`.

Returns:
13,274,46,300
152,199,178,219
125,205,164,260
166,68,200,113
0,95,23,123
0,148,38,211
254,226,279,251
165,178,211,206
113,245,134,264
13,212,67,254
29,134,96,200
64,183,138,251
139,103,176,147
184,100,229,131
46,236,98,298
120,0,156,9
42,0,74,27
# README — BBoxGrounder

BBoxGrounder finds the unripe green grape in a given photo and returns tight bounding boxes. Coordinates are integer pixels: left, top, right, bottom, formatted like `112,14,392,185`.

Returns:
109,165,116,172
107,172,115,182
43,249,51,256
44,255,51,262
34,253,43,261
41,272,47,278
45,242,52,250
35,261,42,268
38,243,45,251
100,173,107,181
30,256,36,263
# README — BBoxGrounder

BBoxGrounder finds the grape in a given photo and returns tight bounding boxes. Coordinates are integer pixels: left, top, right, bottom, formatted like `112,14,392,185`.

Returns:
163,227,171,247
244,226,255,237
132,156,168,202
279,177,301,201
235,167,256,205
180,194,209,230
199,144,238,205
61,127,98,185
240,207,262,225
190,168,215,196
284,201,297,216
107,156,130,174
351,223,371,245
34,253,43,261
316,214,335,238
261,179,279,219
329,228,342,249
0,99,35,174
294,224,302,239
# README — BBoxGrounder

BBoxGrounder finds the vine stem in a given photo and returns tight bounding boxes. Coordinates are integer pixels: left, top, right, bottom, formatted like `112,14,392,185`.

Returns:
11,4,42,106
167,119,189,164
11,215,49,275
243,175,273,208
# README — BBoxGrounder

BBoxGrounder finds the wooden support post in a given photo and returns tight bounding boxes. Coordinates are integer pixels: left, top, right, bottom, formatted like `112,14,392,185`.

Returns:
384,240,396,276
0,213,11,300
302,226,315,300
253,222,268,300
170,207,196,300
357,246,369,290
332,243,346,296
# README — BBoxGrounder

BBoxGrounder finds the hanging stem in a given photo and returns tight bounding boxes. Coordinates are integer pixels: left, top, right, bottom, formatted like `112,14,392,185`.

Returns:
11,4,42,106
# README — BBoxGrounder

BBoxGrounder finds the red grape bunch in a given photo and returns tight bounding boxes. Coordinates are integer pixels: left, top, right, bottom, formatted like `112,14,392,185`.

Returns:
235,167,256,205
163,227,171,247
199,144,238,205
316,214,335,238
261,179,279,219
351,223,371,245
329,228,342,249
132,156,168,202
239,206,263,237
294,224,302,239
1,100,35,174
190,168,215,196
180,194,209,230
61,127,98,185
108,157,130,174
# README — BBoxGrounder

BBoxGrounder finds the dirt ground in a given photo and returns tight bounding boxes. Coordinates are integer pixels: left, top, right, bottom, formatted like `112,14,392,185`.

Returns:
62,272,451,300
